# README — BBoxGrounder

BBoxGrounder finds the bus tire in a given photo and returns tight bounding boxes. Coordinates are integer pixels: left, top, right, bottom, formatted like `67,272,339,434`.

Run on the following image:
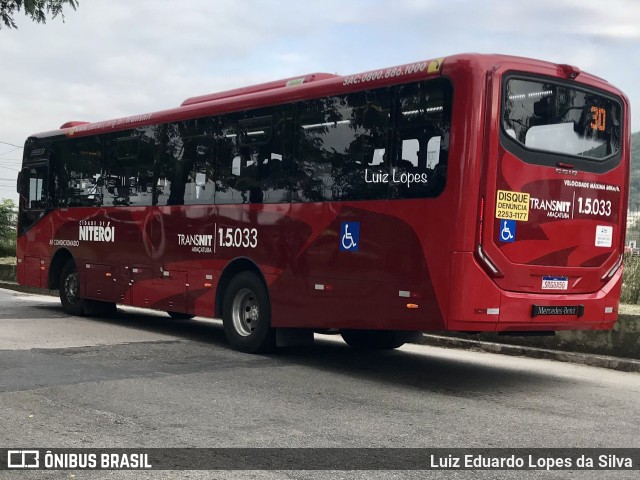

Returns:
341,330,407,350
167,311,195,320
59,260,84,316
222,272,275,353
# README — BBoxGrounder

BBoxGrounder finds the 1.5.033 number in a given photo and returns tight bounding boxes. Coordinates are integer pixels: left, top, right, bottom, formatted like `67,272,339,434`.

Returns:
577,197,612,217
218,227,258,249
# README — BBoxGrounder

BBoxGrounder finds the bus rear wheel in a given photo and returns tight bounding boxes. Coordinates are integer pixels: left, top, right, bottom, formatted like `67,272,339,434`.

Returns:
341,330,407,350
222,272,275,353
59,260,84,316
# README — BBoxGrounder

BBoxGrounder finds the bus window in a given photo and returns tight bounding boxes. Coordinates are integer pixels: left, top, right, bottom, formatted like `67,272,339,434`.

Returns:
17,163,49,235
502,77,622,168
293,97,339,202
164,118,219,206
53,137,102,207
217,108,291,204
392,79,452,199
27,166,48,210
212,115,241,205
183,134,216,205
293,88,392,202
154,123,179,206
104,127,157,207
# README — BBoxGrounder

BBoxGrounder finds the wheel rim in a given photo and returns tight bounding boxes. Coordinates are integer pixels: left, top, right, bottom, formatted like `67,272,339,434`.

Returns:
63,270,80,304
231,288,259,337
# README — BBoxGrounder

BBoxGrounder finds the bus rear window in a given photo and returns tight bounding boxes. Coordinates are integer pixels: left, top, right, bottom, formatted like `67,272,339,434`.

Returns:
502,78,621,161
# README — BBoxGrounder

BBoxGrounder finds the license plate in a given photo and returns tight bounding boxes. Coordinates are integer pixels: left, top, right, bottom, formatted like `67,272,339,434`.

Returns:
531,305,584,317
541,276,568,290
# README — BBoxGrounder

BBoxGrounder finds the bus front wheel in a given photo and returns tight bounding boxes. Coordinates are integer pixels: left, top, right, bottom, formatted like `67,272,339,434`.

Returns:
59,260,84,316
222,272,275,353
341,330,407,350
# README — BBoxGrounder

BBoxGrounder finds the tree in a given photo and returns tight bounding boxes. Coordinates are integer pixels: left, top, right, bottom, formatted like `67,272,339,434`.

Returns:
0,198,16,238
0,199,16,257
0,0,78,30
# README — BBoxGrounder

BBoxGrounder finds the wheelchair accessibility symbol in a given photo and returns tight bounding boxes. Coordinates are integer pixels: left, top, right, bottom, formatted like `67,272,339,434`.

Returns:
340,222,360,251
499,220,516,243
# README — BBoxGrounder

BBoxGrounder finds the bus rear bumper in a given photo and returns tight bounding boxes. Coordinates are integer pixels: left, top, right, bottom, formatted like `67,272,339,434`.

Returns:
447,252,621,332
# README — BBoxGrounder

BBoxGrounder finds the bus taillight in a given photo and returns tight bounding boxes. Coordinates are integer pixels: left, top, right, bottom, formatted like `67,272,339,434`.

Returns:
602,254,623,281
475,196,503,278
478,197,485,245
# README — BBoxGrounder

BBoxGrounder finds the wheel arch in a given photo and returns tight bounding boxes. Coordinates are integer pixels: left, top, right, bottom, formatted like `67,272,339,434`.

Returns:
215,257,268,318
48,248,74,290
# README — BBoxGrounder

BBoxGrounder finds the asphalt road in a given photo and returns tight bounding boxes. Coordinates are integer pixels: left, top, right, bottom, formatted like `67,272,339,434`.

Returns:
1,287,639,480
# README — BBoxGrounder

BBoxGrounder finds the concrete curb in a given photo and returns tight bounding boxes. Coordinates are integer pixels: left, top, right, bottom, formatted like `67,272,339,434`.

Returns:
1,280,639,372
419,334,640,373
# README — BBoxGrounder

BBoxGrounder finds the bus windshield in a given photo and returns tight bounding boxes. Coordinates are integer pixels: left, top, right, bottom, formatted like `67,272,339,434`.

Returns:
502,78,621,160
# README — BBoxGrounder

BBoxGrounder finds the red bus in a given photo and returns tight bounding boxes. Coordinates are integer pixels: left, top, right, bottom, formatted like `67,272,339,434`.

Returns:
16,53,630,352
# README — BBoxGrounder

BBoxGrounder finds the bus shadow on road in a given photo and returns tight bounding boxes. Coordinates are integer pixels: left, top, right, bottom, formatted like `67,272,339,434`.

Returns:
32,304,576,396
272,337,569,397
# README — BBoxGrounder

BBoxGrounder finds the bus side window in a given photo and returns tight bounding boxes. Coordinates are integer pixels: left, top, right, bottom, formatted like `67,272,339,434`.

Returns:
161,123,184,206
335,89,392,201
17,163,50,234
28,166,48,209
214,113,247,205
183,134,216,206
53,137,102,207
392,79,452,199
216,107,291,204
163,119,217,206
293,89,391,202
104,127,156,207
293,98,337,202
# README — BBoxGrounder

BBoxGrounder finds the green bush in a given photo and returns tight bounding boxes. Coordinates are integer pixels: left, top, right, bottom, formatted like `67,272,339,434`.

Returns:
0,240,16,258
621,255,640,304
0,199,16,258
